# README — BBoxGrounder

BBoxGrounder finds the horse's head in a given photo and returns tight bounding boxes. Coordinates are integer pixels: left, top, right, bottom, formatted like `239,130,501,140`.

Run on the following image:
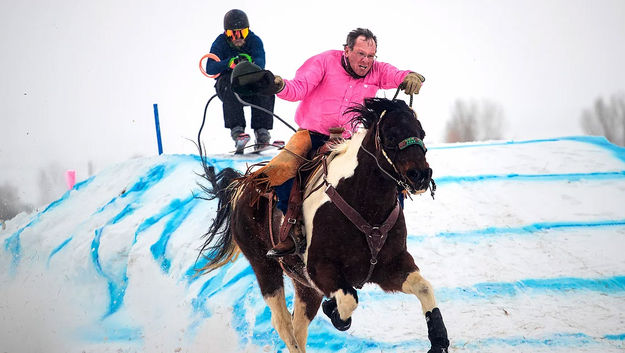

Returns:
348,98,434,196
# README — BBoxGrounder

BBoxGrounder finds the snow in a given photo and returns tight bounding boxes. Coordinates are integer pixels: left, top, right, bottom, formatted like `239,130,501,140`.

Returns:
1,136,625,353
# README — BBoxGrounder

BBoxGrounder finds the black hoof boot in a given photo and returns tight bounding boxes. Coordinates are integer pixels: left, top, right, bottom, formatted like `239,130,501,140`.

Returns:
322,298,351,331
322,298,337,317
426,308,450,353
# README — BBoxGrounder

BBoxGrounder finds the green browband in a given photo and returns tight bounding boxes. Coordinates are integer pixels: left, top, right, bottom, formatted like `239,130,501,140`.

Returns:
398,137,426,152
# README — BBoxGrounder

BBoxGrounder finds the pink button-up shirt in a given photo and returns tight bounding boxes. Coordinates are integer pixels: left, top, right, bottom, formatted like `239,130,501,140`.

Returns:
277,50,411,137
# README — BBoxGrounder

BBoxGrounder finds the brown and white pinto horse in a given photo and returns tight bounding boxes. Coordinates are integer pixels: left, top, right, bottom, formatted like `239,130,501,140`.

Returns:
197,98,449,353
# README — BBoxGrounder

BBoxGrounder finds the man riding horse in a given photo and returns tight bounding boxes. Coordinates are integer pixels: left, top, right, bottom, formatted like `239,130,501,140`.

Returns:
233,27,425,257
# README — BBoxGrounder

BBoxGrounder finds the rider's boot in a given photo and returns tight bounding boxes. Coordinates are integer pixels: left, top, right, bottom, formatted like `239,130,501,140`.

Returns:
266,236,296,257
266,208,297,257
266,178,301,258
254,128,271,152
231,126,250,154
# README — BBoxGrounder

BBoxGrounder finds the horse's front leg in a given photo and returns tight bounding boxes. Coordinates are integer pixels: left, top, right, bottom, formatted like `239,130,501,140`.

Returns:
401,270,450,353
309,262,358,331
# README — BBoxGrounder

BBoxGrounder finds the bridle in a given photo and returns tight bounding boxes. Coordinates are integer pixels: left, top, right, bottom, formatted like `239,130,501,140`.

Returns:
359,109,435,198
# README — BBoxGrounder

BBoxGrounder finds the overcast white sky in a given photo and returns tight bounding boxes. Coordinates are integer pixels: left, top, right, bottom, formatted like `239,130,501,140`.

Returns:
1,0,624,207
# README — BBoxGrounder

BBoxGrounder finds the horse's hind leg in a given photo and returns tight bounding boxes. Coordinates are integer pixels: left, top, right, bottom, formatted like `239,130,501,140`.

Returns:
401,270,450,353
263,287,303,353
247,257,303,352
292,281,323,351
233,226,303,352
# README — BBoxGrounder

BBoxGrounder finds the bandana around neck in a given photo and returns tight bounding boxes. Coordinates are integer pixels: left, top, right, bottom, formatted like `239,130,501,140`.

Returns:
341,54,368,79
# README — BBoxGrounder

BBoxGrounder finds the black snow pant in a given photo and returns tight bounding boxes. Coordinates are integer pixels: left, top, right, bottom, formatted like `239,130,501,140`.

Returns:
215,71,275,131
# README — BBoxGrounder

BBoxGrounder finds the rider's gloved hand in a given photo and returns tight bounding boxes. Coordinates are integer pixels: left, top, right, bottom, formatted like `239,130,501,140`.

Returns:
231,61,283,96
272,75,285,94
401,72,425,95
255,71,284,95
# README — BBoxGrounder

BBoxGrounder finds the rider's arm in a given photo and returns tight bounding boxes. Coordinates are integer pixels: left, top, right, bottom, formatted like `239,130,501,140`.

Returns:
276,51,329,102
373,61,412,90
205,35,230,75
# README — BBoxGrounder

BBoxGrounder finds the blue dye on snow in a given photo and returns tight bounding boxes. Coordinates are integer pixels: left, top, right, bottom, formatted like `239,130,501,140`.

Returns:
72,175,94,191
425,218,625,240
605,333,625,340
562,136,625,163
149,194,199,273
47,236,73,267
435,170,625,185
95,164,170,214
87,167,200,318
359,275,625,303
430,136,625,167
91,227,129,318
190,262,255,318
3,185,77,274
429,137,561,150
430,136,625,158
125,164,167,194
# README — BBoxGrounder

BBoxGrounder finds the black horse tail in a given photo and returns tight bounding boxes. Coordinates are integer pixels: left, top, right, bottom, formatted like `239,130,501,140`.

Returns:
195,155,243,274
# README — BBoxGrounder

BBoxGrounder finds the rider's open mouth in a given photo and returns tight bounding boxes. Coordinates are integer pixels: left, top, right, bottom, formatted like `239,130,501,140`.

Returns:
359,65,368,70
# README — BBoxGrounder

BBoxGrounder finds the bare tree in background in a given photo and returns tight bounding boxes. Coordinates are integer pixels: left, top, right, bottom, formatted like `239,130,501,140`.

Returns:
445,99,506,142
580,93,625,146
0,182,32,220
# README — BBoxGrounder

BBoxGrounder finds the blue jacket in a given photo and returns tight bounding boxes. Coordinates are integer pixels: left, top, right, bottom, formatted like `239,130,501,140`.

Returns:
205,30,266,77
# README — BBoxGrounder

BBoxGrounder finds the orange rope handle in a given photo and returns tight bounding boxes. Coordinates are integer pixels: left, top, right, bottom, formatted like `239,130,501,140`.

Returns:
200,53,221,78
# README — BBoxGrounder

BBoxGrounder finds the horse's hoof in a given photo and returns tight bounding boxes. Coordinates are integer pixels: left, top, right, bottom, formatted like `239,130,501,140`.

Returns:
427,348,448,353
322,298,337,318
331,314,351,331
322,298,351,331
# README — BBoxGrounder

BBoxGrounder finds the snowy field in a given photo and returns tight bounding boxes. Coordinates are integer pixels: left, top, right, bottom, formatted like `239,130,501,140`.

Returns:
1,136,625,353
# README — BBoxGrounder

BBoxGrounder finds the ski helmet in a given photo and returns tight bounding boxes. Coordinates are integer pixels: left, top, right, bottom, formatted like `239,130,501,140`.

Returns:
224,9,249,30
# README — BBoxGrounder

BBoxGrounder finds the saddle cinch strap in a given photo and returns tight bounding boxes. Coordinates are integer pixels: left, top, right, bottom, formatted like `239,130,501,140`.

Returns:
324,184,401,289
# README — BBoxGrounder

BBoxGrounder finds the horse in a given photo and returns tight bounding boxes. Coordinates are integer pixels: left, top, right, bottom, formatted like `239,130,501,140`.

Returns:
197,97,450,353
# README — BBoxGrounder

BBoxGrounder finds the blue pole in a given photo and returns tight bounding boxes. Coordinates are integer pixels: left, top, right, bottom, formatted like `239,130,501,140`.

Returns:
153,103,163,155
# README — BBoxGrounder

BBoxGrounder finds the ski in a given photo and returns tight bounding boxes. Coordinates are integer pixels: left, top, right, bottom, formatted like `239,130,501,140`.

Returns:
230,140,285,155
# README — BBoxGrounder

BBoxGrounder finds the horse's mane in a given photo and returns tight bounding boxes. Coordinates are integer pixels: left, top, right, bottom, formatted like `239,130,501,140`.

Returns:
345,97,413,130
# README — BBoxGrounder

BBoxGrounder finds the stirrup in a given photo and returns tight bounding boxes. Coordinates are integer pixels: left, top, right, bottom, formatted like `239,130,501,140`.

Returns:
267,218,304,258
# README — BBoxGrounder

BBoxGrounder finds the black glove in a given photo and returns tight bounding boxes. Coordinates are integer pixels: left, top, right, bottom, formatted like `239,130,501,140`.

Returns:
254,71,284,96
231,61,283,96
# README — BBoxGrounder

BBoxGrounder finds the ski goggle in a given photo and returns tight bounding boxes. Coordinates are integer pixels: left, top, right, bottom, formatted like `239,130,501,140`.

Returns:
225,28,249,40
